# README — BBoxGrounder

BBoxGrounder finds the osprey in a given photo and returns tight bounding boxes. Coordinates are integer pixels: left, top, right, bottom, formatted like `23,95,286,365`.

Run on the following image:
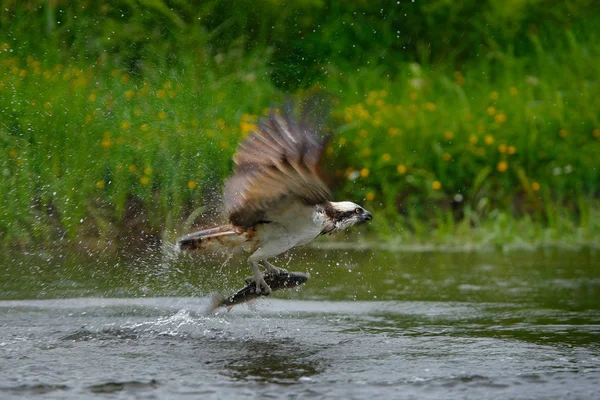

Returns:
177,106,372,294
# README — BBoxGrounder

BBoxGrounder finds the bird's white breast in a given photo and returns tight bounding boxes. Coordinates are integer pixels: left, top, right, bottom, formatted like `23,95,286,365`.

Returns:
251,202,324,259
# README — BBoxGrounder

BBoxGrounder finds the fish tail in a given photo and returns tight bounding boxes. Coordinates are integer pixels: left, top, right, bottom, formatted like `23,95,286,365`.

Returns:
204,293,226,314
177,225,241,251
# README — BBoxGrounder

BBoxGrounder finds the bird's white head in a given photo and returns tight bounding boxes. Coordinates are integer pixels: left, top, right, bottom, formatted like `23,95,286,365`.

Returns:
324,201,373,231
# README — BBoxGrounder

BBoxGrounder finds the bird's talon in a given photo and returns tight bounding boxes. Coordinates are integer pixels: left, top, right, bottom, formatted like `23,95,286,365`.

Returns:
262,262,287,276
255,277,272,295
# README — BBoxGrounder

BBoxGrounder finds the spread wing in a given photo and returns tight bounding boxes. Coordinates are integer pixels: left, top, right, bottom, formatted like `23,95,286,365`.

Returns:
224,107,332,228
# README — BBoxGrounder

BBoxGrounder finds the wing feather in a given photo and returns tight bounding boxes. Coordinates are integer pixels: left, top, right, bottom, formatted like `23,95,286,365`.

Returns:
224,107,331,228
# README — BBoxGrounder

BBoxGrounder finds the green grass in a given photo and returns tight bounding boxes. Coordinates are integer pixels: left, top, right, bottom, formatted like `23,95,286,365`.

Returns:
323,28,600,238
1,1,599,248
0,47,278,246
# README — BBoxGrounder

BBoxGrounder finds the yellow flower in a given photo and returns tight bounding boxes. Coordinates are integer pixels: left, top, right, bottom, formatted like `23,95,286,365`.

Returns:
382,153,392,162
495,113,507,124
9,149,18,158
88,91,97,103
388,127,402,136
593,128,600,138
359,129,368,138
124,90,135,100
19,69,28,78
510,87,518,96
497,161,508,172
376,99,385,107
133,107,143,117
425,102,436,111
487,106,496,116
144,167,153,175
156,89,166,99
338,137,347,146
187,181,197,189
239,114,257,135
140,123,150,132
397,164,407,174
507,145,516,155
432,181,441,190
110,69,121,77
120,74,130,83
163,81,171,89
489,91,499,101
409,91,418,101
366,191,376,201
360,148,372,158
157,111,167,120
326,147,334,156
559,129,568,138
140,176,150,185
217,119,226,129
360,168,370,178
101,137,113,149
498,144,507,153
129,165,137,173
454,71,466,86
240,121,256,135
531,182,540,192
442,152,451,161
96,180,105,190
484,135,494,145
120,121,131,130
379,90,388,98
469,135,478,145
444,131,454,140
220,141,229,149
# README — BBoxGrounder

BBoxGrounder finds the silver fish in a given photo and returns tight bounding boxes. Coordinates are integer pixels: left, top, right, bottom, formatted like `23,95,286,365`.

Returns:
207,271,309,312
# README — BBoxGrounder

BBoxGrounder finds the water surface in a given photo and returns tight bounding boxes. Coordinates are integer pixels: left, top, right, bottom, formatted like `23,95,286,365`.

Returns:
1,247,599,399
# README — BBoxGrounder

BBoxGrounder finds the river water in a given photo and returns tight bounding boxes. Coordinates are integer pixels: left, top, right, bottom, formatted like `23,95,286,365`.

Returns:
1,246,599,399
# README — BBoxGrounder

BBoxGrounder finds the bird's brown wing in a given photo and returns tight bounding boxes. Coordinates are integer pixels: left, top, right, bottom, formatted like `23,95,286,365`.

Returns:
224,107,331,228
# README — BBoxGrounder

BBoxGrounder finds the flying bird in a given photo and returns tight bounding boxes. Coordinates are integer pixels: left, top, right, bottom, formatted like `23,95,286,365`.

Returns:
177,104,372,294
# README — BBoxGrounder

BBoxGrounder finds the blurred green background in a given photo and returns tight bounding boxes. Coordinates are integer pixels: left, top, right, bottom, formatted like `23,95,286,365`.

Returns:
1,0,599,250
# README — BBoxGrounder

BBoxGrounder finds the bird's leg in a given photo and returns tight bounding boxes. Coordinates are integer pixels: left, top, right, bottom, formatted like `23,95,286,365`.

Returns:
262,260,287,276
250,261,271,295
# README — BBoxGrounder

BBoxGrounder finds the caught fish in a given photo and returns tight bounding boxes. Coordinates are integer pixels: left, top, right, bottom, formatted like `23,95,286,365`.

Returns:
207,271,309,312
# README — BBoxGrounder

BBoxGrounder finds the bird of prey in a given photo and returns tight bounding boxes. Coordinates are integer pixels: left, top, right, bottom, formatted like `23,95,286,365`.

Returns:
177,105,372,294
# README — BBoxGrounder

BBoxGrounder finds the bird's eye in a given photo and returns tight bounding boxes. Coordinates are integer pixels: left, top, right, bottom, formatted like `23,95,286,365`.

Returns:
355,208,362,214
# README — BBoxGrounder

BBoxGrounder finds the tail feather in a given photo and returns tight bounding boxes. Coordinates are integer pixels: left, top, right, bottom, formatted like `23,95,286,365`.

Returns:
177,225,240,251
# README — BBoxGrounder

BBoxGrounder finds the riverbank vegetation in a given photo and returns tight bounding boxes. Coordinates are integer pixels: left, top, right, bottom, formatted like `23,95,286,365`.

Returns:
1,1,598,249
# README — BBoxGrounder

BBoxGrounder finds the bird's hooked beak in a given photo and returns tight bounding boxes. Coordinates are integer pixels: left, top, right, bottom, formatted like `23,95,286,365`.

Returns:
362,210,373,222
